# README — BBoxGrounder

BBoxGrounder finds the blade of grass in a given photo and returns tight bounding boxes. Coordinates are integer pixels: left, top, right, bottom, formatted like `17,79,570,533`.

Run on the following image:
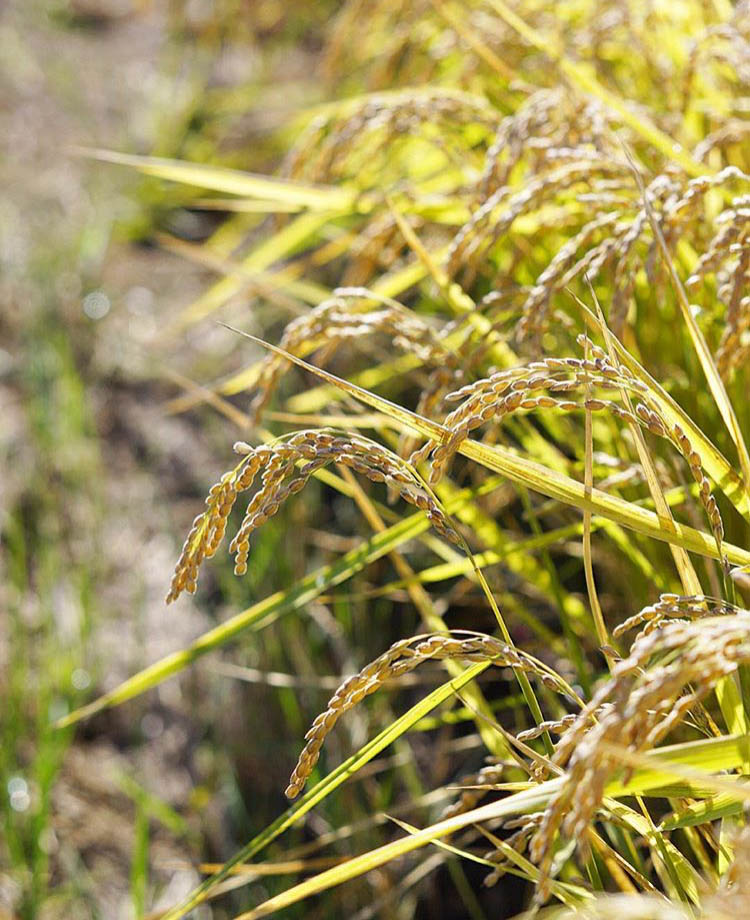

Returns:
582,335,611,661
601,741,750,805
157,233,328,307
170,211,341,333
76,147,372,212
185,197,307,213
233,735,750,919
660,791,748,831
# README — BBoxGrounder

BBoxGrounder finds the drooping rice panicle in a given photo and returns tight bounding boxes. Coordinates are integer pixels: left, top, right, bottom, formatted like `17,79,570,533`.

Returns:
285,632,545,798
167,430,461,603
531,612,750,896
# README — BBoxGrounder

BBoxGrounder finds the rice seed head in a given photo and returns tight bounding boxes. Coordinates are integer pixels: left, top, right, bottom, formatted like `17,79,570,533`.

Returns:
285,632,535,798
613,593,736,638
531,611,750,897
423,349,649,485
167,430,461,603
284,89,498,185
250,289,450,423
441,761,508,820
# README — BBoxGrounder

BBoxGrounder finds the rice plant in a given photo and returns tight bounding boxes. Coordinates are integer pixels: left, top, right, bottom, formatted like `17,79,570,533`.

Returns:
66,0,750,916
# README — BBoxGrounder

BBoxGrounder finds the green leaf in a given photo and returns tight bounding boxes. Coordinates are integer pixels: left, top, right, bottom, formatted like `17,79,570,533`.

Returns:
230,735,750,919
159,659,495,920
660,793,746,831
79,148,369,211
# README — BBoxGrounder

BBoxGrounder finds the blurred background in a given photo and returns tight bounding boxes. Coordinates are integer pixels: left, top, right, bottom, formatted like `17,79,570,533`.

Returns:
0,2,353,918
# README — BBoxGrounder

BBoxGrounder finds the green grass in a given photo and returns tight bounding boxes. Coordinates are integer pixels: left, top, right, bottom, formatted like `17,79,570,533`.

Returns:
2,320,99,918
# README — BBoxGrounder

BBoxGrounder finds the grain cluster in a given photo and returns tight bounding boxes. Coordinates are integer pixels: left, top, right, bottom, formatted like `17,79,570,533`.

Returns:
286,632,539,798
531,611,750,895
166,430,460,603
